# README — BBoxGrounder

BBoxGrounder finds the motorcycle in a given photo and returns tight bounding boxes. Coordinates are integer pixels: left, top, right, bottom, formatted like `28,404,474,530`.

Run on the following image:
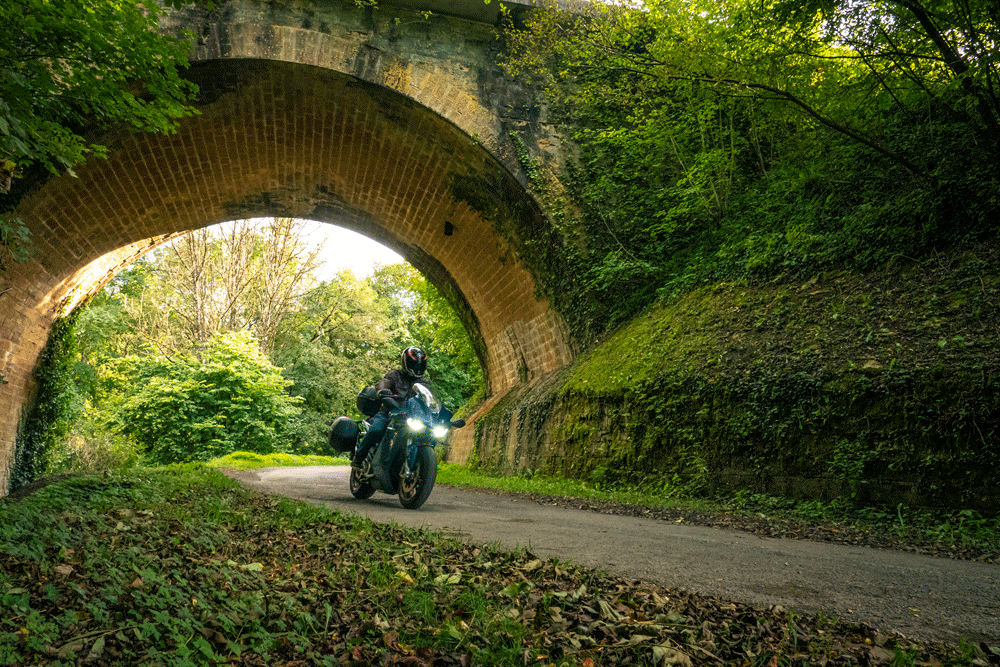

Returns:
329,383,465,510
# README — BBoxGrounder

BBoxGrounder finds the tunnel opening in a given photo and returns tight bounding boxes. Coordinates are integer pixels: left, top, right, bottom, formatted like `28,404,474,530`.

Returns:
0,57,573,493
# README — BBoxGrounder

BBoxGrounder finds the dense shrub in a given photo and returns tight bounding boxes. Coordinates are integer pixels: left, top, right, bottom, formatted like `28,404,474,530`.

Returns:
114,332,302,464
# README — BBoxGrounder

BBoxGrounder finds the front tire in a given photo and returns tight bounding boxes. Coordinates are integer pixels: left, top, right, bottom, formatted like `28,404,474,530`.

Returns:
398,446,437,510
350,466,376,499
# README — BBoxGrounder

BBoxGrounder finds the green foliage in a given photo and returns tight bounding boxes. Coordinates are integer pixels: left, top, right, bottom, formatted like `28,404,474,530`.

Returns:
0,213,29,271
271,263,483,450
9,314,80,493
205,451,347,470
401,268,484,408
497,0,1000,343
473,243,1000,510
438,463,705,507
124,218,327,357
68,223,484,457
114,332,302,464
0,0,198,183
363,263,483,408
45,414,143,474
726,493,1000,553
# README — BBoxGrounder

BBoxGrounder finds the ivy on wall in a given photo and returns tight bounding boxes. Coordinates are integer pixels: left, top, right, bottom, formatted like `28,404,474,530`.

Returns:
9,313,80,494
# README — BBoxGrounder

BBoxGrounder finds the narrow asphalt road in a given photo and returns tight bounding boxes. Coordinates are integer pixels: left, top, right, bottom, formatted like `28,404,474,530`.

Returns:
222,465,1000,647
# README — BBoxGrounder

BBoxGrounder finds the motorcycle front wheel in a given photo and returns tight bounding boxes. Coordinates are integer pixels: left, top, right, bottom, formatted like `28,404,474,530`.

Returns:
349,466,376,499
398,446,437,510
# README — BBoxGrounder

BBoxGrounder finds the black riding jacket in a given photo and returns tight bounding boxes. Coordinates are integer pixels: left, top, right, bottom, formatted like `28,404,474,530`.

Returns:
374,369,425,415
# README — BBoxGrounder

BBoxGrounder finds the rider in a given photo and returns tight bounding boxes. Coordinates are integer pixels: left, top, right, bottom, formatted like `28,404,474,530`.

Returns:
353,346,429,486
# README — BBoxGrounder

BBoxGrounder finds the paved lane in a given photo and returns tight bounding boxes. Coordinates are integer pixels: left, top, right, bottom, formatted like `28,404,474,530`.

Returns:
223,465,1000,646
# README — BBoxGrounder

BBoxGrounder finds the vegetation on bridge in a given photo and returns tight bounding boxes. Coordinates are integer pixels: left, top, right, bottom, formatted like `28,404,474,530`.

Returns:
498,0,998,342
0,0,205,272
460,0,1000,509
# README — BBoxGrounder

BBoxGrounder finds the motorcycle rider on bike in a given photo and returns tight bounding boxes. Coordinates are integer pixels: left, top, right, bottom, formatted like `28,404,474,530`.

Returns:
353,346,429,488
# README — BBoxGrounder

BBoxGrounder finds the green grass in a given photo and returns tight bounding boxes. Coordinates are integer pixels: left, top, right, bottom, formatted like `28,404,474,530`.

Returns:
436,463,716,508
205,451,348,470
0,465,983,666
436,464,1000,555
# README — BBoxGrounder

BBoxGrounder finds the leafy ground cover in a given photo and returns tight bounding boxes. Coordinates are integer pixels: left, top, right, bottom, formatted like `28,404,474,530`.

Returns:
2,466,997,666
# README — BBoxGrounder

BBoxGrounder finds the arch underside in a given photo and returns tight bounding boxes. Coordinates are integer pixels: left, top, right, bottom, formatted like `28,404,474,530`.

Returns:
0,55,572,490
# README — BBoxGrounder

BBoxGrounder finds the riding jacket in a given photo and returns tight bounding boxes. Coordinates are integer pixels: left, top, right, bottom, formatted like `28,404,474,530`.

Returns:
374,369,423,414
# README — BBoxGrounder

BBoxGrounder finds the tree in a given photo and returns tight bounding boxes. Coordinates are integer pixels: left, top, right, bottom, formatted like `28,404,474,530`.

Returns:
405,271,484,406
1,0,201,266
251,217,327,356
272,265,484,450
496,0,999,337
70,227,484,457
0,0,198,186
506,0,1000,179
273,271,400,449
114,331,301,464
126,218,324,358
765,0,1000,161
368,264,483,407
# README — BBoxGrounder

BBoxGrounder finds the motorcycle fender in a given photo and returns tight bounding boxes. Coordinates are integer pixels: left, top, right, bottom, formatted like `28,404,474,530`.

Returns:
405,438,437,471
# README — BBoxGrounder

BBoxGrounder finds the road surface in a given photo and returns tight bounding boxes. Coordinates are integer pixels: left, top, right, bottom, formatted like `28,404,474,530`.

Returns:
222,465,1000,646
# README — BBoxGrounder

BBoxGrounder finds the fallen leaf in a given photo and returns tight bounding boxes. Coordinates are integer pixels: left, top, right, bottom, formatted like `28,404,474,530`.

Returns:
85,636,105,663
652,646,692,667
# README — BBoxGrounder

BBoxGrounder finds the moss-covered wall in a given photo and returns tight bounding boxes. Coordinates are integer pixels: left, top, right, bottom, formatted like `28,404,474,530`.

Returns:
468,242,1000,511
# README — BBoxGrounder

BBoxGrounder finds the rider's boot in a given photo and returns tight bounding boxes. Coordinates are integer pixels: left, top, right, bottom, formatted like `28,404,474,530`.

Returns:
372,432,394,490
351,445,366,469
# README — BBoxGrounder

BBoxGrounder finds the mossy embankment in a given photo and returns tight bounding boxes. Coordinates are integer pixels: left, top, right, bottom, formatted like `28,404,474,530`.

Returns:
470,242,1000,511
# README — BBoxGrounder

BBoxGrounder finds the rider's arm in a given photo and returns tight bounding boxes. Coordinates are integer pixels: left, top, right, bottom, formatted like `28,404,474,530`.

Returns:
375,371,396,396
375,370,405,403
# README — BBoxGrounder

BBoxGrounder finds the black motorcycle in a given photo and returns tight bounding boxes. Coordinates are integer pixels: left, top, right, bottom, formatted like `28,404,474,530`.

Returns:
329,384,465,509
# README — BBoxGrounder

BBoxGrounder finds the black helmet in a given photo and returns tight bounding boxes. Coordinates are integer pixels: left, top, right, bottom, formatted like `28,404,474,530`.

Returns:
401,346,427,378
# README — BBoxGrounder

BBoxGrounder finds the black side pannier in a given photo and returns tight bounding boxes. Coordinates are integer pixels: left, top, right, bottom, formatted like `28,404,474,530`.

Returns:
329,416,360,453
356,386,381,418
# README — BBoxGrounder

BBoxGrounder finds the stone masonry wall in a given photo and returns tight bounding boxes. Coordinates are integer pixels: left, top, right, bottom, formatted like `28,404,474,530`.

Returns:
0,0,573,493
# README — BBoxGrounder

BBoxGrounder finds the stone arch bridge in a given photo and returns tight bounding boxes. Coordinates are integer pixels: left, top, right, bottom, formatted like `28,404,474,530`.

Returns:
0,0,576,492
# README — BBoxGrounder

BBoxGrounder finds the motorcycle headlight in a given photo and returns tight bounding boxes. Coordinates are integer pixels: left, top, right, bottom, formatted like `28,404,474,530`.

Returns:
407,418,426,432
432,425,449,439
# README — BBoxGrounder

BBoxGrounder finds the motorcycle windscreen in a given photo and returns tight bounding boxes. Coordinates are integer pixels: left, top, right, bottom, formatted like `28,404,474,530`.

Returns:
412,383,442,414
407,394,433,423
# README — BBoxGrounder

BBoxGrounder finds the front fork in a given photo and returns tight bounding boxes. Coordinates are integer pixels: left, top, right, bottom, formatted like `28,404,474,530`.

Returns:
402,437,434,477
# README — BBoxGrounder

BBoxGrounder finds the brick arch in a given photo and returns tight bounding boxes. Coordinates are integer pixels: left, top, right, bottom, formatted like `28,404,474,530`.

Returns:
0,52,573,491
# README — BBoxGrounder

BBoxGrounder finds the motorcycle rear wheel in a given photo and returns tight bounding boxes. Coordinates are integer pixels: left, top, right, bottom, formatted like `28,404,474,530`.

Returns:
398,447,437,510
349,466,376,499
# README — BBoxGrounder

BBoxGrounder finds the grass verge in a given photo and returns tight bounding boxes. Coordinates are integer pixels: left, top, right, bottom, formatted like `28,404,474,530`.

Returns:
206,451,349,470
1,465,995,666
